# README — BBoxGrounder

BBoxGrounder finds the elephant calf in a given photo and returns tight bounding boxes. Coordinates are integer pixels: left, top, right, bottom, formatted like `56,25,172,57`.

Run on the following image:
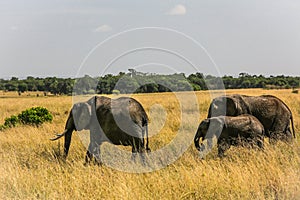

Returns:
194,114,264,157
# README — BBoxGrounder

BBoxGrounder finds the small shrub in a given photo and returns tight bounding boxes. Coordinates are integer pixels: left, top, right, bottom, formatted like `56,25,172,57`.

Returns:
18,107,53,126
0,107,53,131
4,115,19,128
0,125,6,131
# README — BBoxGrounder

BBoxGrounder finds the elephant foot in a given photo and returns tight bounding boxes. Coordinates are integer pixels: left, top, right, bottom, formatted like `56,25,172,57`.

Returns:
84,151,102,166
257,141,264,150
146,148,151,153
130,152,148,166
84,158,103,166
217,153,225,158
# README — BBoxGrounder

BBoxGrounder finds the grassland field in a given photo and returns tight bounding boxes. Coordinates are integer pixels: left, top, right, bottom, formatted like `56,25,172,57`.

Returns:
0,89,300,199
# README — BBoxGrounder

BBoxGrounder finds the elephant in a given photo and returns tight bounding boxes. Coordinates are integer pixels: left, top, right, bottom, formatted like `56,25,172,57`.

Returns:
194,114,265,157
50,96,150,164
207,94,295,143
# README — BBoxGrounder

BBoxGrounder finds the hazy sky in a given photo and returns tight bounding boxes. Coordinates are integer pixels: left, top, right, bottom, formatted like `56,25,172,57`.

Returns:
1,0,300,78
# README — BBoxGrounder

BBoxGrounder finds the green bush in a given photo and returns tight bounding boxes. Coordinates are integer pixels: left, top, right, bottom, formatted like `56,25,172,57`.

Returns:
0,107,53,131
4,115,19,128
18,107,53,126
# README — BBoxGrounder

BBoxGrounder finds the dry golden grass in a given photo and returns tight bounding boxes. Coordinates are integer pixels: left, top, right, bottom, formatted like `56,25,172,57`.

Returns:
0,89,300,199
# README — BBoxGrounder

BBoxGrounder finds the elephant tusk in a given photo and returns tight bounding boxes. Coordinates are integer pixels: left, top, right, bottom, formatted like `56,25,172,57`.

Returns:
50,129,67,141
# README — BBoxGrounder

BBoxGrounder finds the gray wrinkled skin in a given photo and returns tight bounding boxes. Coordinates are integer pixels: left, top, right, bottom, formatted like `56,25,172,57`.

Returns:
194,114,265,157
207,94,295,143
51,96,150,164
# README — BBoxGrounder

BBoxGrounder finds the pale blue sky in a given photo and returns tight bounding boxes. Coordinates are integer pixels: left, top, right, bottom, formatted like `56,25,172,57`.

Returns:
1,0,300,78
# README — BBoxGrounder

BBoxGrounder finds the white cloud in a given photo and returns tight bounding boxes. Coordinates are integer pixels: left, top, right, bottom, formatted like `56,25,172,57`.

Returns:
167,4,186,15
94,24,112,32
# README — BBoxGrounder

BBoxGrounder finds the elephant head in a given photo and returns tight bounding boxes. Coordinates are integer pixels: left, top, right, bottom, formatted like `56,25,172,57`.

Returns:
72,102,92,131
194,119,210,151
50,101,93,157
194,117,225,151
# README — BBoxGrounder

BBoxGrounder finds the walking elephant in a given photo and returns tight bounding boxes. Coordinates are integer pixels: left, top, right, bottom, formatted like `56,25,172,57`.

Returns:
207,94,295,142
51,96,150,164
194,114,265,157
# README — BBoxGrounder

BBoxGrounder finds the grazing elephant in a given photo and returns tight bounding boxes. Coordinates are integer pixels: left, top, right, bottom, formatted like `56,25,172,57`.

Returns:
194,114,265,157
51,96,150,164
207,94,295,142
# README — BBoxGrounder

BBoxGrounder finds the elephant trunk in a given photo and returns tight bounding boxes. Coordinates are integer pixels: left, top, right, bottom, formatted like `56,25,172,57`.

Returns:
194,131,203,151
50,112,75,158
63,129,74,158
62,112,76,158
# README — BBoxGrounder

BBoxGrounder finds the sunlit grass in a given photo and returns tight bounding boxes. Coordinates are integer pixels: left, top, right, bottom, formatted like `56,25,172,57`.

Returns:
0,89,299,199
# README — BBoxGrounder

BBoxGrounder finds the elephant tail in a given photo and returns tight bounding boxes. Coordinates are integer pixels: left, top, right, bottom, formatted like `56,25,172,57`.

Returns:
290,114,296,138
274,96,296,139
145,123,150,152
50,129,74,158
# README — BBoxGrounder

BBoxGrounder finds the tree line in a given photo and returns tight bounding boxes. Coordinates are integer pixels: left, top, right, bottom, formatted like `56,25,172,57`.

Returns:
0,72,299,95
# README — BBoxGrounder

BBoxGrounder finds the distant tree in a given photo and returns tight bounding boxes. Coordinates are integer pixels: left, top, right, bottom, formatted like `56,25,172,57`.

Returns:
0,72,299,94
36,79,45,91
10,77,18,81
5,82,18,91
289,79,300,89
0,79,5,90
18,83,28,93
144,83,159,93
74,75,97,95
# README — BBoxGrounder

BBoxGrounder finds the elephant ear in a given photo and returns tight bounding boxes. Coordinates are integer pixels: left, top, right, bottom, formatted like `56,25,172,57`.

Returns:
72,102,92,131
209,97,227,117
226,97,242,116
227,95,249,115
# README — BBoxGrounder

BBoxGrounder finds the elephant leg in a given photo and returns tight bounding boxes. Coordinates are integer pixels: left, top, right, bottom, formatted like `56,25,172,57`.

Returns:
85,141,102,166
131,138,146,165
131,145,138,163
268,131,279,145
207,137,213,151
256,135,264,149
283,128,293,143
85,150,93,164
269,130,291,144
85,127,104,165
138,146,147,166
217,139,230,157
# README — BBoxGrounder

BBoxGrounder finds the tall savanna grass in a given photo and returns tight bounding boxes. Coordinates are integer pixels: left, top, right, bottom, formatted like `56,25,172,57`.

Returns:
0,89,299,199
